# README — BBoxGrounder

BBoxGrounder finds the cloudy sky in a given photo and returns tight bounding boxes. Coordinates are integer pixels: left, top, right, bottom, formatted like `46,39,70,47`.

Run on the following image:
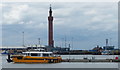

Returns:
1,2,118,50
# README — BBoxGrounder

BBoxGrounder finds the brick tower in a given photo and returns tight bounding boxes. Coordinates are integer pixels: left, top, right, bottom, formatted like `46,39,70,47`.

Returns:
48,5,54,47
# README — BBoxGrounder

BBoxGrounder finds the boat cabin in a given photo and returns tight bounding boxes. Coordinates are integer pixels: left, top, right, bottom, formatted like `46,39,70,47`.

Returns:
22,52,57,57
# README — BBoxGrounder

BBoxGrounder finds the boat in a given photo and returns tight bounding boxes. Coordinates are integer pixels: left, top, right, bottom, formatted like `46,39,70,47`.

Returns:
101,50,110,55
1,50,9,55
1,49,15,55
7,51,62,63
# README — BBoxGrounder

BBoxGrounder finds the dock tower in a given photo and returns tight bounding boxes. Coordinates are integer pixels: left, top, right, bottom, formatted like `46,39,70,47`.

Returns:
48,5,54,47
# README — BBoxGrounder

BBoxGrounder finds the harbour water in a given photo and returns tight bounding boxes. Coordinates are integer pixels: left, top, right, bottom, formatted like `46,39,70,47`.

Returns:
1,54,119,68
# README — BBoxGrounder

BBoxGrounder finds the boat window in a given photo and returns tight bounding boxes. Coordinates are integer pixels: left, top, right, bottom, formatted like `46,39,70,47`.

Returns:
25,53,27,55
22,53,25,55
28,53,30,56
26,53,29,56
39,54,41,56
31,53,38,56
50,54,53,57
43,54,49,57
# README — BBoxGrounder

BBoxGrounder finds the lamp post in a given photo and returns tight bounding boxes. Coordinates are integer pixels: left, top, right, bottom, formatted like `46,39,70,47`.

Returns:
22,32,25,47
69,44,71,61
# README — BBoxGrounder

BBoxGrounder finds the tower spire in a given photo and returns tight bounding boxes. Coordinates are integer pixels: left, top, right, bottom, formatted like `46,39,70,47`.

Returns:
49,4,52,16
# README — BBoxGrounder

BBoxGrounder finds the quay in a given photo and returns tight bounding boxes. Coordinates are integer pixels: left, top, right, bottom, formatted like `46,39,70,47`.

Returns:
62,59,120,62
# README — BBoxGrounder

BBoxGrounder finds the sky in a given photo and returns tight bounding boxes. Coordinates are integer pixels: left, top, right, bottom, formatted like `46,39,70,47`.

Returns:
1,2,118,50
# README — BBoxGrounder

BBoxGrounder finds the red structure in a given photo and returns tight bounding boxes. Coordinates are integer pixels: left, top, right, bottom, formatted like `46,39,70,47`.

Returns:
48,5,54,47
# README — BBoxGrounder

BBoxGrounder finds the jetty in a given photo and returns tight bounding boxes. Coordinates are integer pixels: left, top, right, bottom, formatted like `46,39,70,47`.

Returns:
62,59,120,62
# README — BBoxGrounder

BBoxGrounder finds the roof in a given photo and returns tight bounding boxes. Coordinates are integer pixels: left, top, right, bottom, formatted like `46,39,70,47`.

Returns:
0,45,46,48
23,51,53,54
0,46,26,48
26,45,46,47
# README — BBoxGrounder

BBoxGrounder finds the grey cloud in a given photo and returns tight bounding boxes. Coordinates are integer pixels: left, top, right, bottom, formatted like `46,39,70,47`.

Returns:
2,2,118,49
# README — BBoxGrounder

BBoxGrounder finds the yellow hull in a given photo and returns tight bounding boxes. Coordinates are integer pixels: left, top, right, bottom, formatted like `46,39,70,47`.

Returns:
12,55,62,63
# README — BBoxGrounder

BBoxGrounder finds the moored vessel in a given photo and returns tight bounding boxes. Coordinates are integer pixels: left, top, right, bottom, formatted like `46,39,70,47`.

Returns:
7,51,62,63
